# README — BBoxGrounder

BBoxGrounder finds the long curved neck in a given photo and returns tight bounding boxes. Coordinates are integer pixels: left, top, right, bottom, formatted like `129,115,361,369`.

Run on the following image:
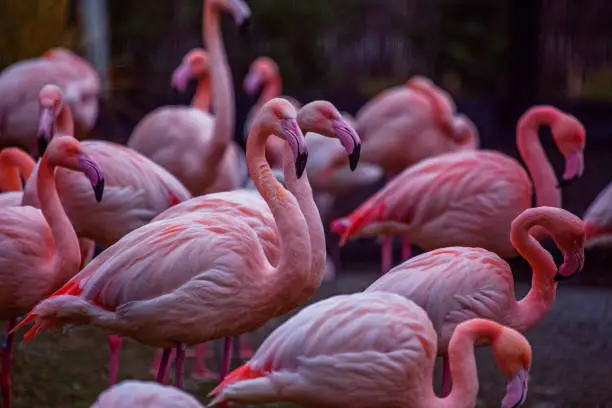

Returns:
412,85,455,140
0,148,34,191
509,215,558,332
202,1,234,186
246,123,311,304
191,75,212,112
516,108,561,208
57,104,75,137
37,155,81,288
281,143,325,301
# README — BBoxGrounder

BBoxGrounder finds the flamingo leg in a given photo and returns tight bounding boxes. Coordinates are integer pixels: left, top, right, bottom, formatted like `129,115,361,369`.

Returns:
401,235,412,261
380,236,393,274
218,337,234,408
174,344,185,389
1,319,16,408
155,348,171,384
107,334,122,386
191,343,218,380
441,355,452,397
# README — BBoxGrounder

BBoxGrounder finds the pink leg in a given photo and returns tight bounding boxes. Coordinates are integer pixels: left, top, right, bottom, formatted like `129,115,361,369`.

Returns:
156,348,172,384
108,335,122,386
1,319,16,408
380,236,393,275
441,356,452,397
219,337,234,408
401,235,412,261
174,345,185,389
191,343,218,380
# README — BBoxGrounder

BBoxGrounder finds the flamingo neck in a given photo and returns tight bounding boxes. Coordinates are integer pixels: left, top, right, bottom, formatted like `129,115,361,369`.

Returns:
57,104,75,137
202,2,234,187
509,213,558,332
516,107,561,208
191,75,212,112
0,148,34,191
246,122,311,305
37,155,81,288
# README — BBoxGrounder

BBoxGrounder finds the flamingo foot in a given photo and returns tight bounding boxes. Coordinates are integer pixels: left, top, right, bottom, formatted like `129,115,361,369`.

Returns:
174,345,185,389
156,348,172,385
401,236,412,261
1,319,15,408
108,334,122,386
380,236,393,275
191,343,218,381
440,356,452,397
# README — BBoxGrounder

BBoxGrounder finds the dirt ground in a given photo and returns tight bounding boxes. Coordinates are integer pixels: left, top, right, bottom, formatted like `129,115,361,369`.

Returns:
8,267,612,408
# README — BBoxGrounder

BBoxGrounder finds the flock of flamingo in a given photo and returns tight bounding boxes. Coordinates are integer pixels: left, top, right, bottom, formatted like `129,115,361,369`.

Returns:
0,0,610,407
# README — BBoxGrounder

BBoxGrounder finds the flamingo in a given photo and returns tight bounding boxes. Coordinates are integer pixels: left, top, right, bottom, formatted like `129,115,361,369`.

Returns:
149,99,361,379
0,47,99,155
243,56,302,169
15,98,312,393
22,84,191,386
364,206,585,397
0,147,34,207
209,292,532,408
583,182,612,248
91,380,205,408
332,105,586,272
0,135,104,408
128,0,251,196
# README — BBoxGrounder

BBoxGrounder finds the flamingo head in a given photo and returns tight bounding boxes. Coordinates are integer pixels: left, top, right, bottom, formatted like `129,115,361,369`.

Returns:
552,113,586,188
552,212,586,282
37,85,65,157
490,326,532,408
44,136,105,203
209,0,251,32
171,49,210,93
244,56,279,96
297,101,361,171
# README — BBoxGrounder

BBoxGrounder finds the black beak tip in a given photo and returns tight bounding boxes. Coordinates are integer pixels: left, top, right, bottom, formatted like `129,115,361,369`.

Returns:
94,179,104,203
295,151,308,179
238,17,251,35
557,176,579,189
554,272,571,282
37,137,49,159
349,143,361,171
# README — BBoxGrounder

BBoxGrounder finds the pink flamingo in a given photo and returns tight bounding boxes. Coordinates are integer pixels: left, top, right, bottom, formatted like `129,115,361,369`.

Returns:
243,56,302,170
91,380,205,408
149,99,361,379
0,135,104,408
15,98,312,393
365,206,585,397
0,47,99,155
128,0,251,196
583,182,612,247
0,147,34,207
22,85,191,386
332,105,586,272
209,292,532,408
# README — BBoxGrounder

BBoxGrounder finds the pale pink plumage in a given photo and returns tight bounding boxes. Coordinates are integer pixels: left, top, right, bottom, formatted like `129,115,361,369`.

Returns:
91,380,205,408
583,182,612,247
210,292,532,408
365,206,585,396
332,105,587,260
0,48,99,154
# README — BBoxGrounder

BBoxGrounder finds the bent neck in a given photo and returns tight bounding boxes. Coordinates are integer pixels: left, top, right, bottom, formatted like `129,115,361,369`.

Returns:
0,148,34,191
192,75,212,112
202,2,234,187
508,213,558,332
37,155,81,288
246,123,311,305
412,85,455,140
516,107,561,208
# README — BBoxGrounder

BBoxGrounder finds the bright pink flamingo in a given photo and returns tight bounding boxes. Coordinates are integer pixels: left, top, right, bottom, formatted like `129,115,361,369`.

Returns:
15,98,312,394
128,0,251,196
365,206,585,397
332,105,586,273
209,292,532,408
22,85,191,386
0,147,34,207
0,135,104,408
91,380,205,408
0,47,99,155
243,56,302,169
583,182,612,247
149,99,361,380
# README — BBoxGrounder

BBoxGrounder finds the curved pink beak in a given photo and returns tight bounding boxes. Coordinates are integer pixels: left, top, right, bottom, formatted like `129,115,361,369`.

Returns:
559,150,584,187
171,63,192,93
77,153,105,203
243,72,262,95
37,107,55,157
501,368,529,408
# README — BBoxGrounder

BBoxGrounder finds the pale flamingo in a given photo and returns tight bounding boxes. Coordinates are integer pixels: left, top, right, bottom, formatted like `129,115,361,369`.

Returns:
209,292,532,408
15,98,312,393
128,0,251,196
22,84,191,386
332,105,586,273
583,182,612,247
91,380,205,408
0,147,34,206
0,135,104,408
243,56,302,169
365,206,584,397
0,48,99,155
149,99,361,379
